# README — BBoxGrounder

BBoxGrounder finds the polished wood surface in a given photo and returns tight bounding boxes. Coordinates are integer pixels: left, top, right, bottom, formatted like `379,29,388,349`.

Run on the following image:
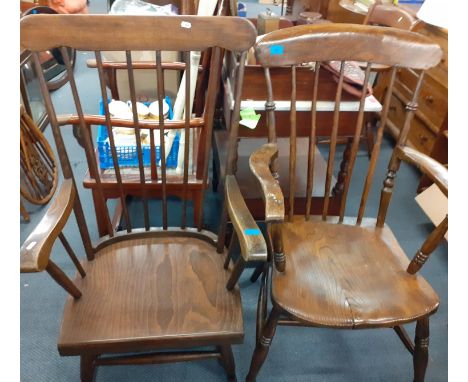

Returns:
245,23,444,382
20,14,258,381
272,216,439,328
254,24,442,68
20,178,75,272
225,175,268,262
58,236,243,355
396,146,448,196
20,15,256,52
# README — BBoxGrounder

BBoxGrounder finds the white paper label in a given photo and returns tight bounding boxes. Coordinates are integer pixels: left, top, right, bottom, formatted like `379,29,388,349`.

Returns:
181,21,192,29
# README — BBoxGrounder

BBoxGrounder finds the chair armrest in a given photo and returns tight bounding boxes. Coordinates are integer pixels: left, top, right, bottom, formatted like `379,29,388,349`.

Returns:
225,175,267,263
395,146,448,196
20,179,76,273
249,143,285,222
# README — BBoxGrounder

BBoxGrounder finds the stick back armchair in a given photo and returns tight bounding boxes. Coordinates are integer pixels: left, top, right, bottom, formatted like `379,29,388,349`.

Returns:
20,14,263,382
244,23,447,381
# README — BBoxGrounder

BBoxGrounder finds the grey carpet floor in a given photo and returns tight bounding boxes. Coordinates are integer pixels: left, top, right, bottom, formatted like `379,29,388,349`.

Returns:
20,2,447,380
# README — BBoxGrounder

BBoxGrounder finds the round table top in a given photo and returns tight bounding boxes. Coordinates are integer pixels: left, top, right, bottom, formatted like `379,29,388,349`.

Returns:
339,0,370,16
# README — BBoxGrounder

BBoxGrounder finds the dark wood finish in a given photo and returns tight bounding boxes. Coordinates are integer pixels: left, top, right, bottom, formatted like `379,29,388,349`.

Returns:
46,259,82,299
245,23,444,381
58,232,86,278
272,217,439,328
58,236,244,355
20,14,258,381
225,175,268,262
414,317,430,382
20,179,75,272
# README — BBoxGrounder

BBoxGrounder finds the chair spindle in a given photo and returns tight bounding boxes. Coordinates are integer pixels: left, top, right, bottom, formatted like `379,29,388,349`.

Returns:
322,60,345,220
305,62,321,220
95,51,132,233
126,50,150,231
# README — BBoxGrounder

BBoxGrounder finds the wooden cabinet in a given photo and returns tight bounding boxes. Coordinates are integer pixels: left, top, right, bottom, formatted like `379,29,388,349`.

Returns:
374,21,448,157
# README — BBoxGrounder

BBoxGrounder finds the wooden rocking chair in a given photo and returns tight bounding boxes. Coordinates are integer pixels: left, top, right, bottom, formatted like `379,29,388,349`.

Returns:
20,14,262,381
244,24,446,381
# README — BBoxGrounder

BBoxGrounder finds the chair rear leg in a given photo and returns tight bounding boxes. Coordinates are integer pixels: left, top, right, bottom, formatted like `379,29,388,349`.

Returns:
220,344,237,382
80,354,97,382
413,317,430,382
246,305,281,382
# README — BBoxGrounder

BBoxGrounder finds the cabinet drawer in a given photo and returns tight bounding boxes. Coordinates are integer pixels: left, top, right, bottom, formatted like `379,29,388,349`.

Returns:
386,92,436,155
407,116,436,154
396,69,447,130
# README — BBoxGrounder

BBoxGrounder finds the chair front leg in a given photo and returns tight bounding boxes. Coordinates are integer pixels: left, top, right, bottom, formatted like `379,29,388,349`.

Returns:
247,304,281,382
413,317,430,382
80,354,97,382
219,344,237,382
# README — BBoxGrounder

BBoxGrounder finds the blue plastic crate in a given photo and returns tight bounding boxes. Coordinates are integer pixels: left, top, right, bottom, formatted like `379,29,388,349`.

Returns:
97,98,180,170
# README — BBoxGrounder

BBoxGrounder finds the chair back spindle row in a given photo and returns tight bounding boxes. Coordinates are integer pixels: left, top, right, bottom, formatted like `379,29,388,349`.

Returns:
21,15,256,245
254,24,443,227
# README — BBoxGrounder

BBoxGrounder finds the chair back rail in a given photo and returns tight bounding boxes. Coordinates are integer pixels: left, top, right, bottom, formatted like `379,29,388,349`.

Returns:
21,15,256,252
253,24,442,271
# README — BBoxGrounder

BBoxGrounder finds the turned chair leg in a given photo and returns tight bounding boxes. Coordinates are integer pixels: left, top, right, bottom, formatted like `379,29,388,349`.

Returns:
80,354,97,382
220,344,237,382
246,305,281,382
413,317,430,382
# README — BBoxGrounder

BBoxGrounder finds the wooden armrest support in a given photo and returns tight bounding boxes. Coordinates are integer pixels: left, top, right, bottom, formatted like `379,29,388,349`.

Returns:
249,143,285,222
407,215,448,274
225,175,267,263
396,146,448,196
86,59,203,72
20,179,76,273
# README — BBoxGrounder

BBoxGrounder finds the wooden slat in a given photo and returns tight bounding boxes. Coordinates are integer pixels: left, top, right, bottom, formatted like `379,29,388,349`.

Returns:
305,62,321,220
338,63,372,222
254,24,442,70
21,15,257,53
56,115,205,129
62,48,115,238
288,65,297,221
126,50,150,231
58,232,86,278
86,59,202,72
357,66,397,224
156,51,168,229
196,47,222,230
322,60,345,220
181,51,191,229
95,51,132,233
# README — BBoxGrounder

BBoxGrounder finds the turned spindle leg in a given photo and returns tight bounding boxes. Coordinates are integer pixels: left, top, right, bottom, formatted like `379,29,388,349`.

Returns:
413,317,430,382
246,305,281,382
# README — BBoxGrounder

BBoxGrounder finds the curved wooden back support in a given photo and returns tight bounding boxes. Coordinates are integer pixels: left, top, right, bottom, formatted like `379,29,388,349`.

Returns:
251,23,443,272
20,15,256,257
20,14,256,52
254,24,441,68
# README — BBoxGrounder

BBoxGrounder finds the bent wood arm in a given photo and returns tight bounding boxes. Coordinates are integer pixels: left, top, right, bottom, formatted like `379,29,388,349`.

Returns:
395,146,448,196
20,179,75,272
249,143,285,223
394,146,448,274
225,175,268,263
224,175,268,290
